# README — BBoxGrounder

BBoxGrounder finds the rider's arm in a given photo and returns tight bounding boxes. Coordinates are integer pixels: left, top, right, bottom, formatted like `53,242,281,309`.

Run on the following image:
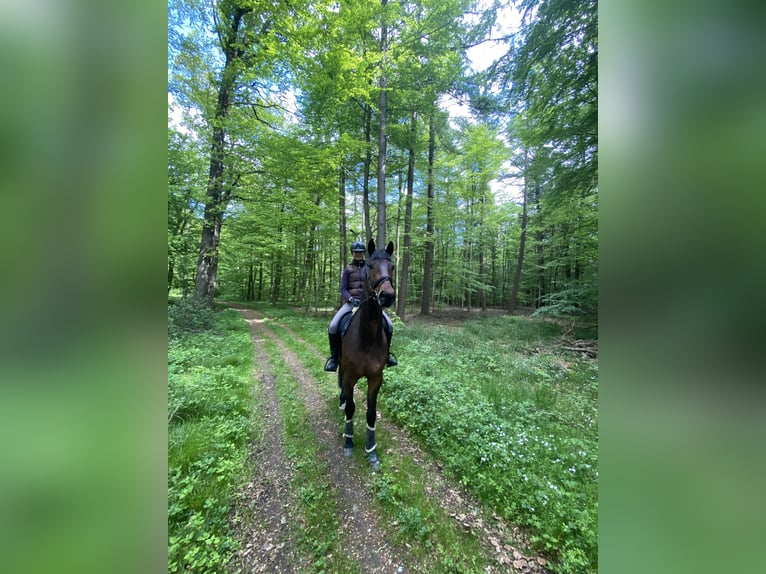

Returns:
340,268,352,302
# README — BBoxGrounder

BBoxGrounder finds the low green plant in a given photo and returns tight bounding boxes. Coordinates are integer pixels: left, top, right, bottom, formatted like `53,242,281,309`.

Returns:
167,308,255,573
168,296,216,334
380,317,598,574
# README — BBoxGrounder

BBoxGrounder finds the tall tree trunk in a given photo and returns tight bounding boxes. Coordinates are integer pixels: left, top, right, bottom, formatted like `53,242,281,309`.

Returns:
509,150,529,314
478,186,486,311
376,0,388,245
246,255,254,301
363,104,372,243
272,258,282,304
533,179,544,308
339,160,347,272
397,111,416,319
194,7,249,305
167,259,174,293
420,113,436,315
257,262,263,301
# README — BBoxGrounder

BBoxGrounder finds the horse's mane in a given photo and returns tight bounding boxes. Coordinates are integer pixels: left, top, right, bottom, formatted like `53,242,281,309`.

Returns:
368,249,392,262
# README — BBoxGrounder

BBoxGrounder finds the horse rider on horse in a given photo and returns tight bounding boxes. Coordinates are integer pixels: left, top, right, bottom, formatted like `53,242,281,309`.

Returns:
324,240,397,372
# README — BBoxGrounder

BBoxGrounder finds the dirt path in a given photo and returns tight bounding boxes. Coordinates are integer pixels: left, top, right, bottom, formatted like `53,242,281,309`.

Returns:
229,305,553,574
229,306,413,573
229,312,310,573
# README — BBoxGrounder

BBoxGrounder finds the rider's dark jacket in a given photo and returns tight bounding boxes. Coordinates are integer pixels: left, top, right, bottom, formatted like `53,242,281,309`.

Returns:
341,259,366,301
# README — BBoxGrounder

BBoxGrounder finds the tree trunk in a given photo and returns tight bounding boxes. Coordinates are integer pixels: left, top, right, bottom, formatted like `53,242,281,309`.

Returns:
167,259,174,293
478,188,486,311
397,111,416,319
194,8,249,305
257,262,263,301
246,257,254,301
420,113,436,315
376,0,388,245
534,179,544,308
339,160,347,269
363,104,372,243
509,150,529,314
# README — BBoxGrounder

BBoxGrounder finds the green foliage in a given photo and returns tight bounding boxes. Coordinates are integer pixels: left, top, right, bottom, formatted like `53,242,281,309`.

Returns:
168,296,216,335
167,308,255,573
381,315,598,573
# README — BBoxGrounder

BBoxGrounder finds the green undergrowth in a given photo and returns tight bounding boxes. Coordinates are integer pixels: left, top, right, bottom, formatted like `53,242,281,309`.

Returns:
167,305,256,573
386,318,598,574
249,304,598,574
260,335,356,574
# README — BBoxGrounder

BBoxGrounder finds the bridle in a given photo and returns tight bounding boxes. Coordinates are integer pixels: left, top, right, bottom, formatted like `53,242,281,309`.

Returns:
364,259,393,304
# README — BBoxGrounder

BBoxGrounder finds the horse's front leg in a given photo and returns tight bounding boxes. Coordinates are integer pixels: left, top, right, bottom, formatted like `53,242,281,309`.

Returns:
365,374,382,471
342,375,356,458
338,368,346,410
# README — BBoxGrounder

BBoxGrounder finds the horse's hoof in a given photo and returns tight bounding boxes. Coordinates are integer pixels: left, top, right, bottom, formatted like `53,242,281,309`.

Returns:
368,452,380,471
343,447,354,458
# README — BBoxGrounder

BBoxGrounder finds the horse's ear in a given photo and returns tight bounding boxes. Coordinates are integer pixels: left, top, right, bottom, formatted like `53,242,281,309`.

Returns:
367,239,376,255
386,241,394,256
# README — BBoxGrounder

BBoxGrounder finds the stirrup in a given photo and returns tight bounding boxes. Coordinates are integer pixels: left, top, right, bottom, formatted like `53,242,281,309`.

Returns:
386,352,397,367
324,357,338,372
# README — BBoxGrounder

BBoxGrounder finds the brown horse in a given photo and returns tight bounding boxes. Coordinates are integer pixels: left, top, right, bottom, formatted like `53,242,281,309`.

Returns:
338,239,395,470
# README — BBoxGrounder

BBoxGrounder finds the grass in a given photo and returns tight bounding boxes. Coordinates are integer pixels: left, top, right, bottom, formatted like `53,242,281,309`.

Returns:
167,304,257,573
384,316,598,574
255,304,598,574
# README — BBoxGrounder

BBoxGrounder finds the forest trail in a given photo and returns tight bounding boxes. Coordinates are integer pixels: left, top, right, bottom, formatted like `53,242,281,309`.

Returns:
228,305,553,574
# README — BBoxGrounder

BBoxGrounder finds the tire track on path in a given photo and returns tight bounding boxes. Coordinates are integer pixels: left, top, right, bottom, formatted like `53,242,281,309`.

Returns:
254,313,416,574
228,308,310,573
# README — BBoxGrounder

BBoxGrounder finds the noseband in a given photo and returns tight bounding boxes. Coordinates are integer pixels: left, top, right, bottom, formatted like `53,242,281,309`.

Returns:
365,262,393,303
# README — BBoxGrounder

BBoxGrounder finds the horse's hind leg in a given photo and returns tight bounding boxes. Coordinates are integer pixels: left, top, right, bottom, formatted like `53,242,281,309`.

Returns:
342,376,356,457
365,375,382,471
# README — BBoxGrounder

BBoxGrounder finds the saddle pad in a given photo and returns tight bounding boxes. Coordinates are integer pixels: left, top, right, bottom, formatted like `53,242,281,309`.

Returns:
339,311,354,339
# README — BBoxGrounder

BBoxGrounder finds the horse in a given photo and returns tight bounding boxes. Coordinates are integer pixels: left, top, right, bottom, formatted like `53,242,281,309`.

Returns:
337,239,395,471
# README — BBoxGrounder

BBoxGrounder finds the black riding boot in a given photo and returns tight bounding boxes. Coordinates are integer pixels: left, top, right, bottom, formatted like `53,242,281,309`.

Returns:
385,328,397,367
324,332,340,372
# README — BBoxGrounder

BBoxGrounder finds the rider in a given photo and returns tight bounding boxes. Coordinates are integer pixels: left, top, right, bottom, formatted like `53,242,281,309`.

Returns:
324,240,397,372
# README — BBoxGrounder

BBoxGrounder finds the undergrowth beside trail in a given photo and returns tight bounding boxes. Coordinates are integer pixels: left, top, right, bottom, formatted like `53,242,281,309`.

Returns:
249,304,598,574
167,303,256,573
388,317,598,574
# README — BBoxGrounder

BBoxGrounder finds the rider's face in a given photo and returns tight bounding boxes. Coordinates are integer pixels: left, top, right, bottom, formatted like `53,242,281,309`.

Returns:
352,251,365,261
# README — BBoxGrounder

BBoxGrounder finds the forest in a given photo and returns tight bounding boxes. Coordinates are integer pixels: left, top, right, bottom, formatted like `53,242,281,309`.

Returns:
168,0,597,319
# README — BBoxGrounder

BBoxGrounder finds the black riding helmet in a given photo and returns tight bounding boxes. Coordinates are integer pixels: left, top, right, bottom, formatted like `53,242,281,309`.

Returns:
350,240,365,252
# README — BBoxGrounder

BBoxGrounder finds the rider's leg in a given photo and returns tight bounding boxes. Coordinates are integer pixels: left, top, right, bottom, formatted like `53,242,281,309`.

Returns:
325,304,352,372
382,312,397,367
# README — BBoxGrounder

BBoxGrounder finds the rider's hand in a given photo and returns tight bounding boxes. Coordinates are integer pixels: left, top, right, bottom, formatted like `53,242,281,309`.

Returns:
350,297,361,307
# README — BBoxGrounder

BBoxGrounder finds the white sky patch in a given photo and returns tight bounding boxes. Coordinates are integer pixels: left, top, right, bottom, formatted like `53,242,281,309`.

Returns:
491,161,525,205
466,1,521,73
168,92,201,137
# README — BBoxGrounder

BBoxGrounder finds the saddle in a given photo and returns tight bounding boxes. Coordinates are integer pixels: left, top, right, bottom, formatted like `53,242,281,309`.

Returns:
338,310,356,340
340,307,390,340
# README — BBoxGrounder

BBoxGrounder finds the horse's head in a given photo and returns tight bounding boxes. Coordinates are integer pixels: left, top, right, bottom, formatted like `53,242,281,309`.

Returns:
366,239,395,308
